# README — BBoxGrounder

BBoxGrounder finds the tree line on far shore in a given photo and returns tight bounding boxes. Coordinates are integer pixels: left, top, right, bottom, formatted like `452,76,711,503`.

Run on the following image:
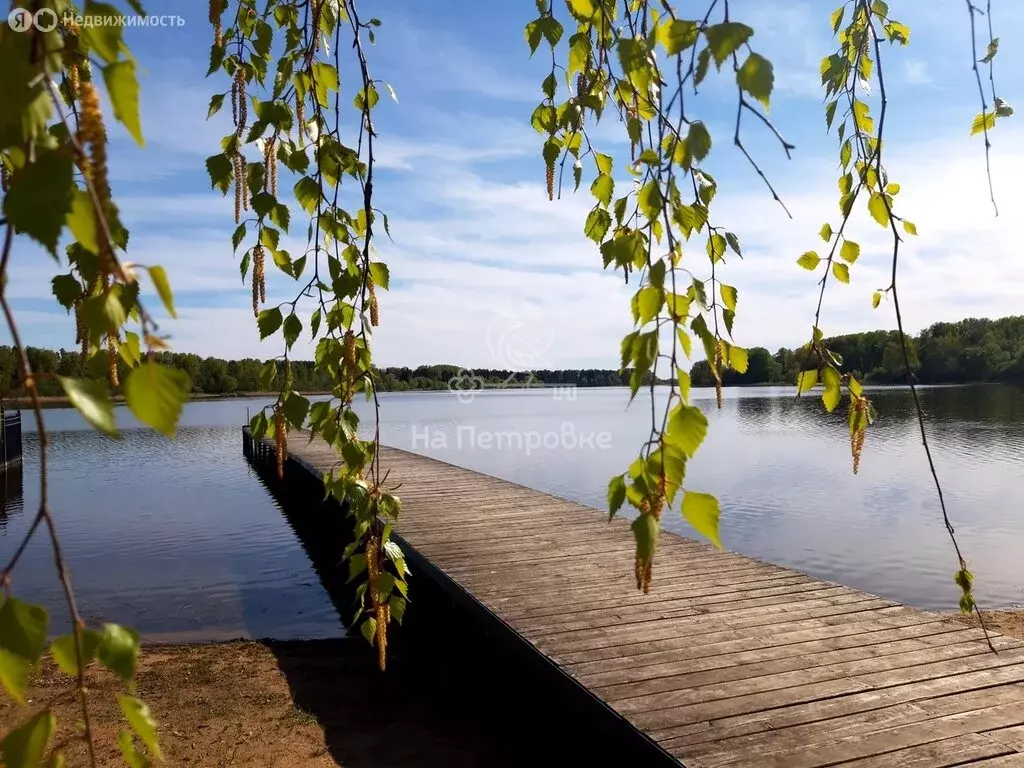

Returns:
0,347,659,398
1,315,1021,400
690,316,1024,387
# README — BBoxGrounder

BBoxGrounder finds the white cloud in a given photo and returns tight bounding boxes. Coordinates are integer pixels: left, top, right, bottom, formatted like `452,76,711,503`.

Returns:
902,59,934,86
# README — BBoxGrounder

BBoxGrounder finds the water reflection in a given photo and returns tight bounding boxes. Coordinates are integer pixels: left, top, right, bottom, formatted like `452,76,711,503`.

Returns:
0,425,342,641
0,461,23,532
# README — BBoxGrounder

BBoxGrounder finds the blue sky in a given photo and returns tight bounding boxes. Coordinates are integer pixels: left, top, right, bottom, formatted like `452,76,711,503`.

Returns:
4,0,1023,369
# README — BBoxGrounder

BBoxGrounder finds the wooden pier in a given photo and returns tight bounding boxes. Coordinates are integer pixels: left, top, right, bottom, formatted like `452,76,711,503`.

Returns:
0,410,22,472
243,427,1024,767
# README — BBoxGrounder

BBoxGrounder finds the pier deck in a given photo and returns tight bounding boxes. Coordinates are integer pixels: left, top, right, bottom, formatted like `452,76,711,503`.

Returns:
244,427,1024,767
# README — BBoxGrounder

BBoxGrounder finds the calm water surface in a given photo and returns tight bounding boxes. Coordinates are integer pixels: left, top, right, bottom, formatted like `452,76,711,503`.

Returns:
1,384,1021,641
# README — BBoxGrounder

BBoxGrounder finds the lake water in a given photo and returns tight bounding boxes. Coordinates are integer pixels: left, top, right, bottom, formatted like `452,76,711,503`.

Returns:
1,384,1021,641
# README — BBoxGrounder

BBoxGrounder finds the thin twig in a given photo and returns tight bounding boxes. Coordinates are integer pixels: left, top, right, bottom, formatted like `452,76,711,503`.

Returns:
869,17,995,652
0,223,99,765
965,0,998,216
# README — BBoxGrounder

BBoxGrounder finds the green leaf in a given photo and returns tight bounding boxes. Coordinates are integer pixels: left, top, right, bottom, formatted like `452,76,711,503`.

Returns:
868,193,890,227
631,514,659,563
3,149,75,257
283,313,302,349
797,251,821,270
832,262,850,284
207,93,226,119
539,15,564,47
903,220,918,236
0,597,48,703
659,19,699,56
591,173,613,206
686,121,712,163
97,624,140,683
311,62,340,107
205,154,233,194
830,6,845,33
979,36,1000,63
51,274,83,310
636,286,663,324
840,240,860,264
81,2,125,63
819,223,833,242
117,731,149,768
145,265,175,318
118,695,162,759
369,262,390,290
704,22,753,69
637,181,663,221
719,283,737,312
884,20,910,44
67,189,99,255
359,617,377,646
0,709,56,768
103,60,143,146
123,363,190,438
294,177,320,214
584,207,611,243
736,52,773,109
594,152,613,175
50,629,103,677
677,367,692,402
541,73,556,99
729,344,748,373
666,403,708,458
872,290,883,309
119,331,142,368
853,100,874,134
677,328,692,358
58,377,117,436
525,17,544,54
258,307,283,339
825,99,839,130
283,392,310,428
822,365,842,413
270,203,291,232
797,368,818,394
695,47,711,86
682,491,721,548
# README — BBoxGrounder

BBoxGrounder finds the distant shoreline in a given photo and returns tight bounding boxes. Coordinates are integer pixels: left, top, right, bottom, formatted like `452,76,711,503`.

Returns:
0,390,334,410
0,380,1004,411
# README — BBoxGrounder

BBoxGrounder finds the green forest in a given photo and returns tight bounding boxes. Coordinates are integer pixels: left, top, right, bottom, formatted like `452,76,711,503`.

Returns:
2,315,1022,400
690,316,1024,387
0,347,654,398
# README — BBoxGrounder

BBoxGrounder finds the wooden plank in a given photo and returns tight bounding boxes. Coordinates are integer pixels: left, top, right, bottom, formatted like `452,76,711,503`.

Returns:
249,431,1024,767
572,621,960,686
825,734,1011,768
614,640,1020,718
654,665,1024,746
986,725,1024,752
737,702,1024,768
968,754,1024,767
589,628,980,700
673,683,1024,764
